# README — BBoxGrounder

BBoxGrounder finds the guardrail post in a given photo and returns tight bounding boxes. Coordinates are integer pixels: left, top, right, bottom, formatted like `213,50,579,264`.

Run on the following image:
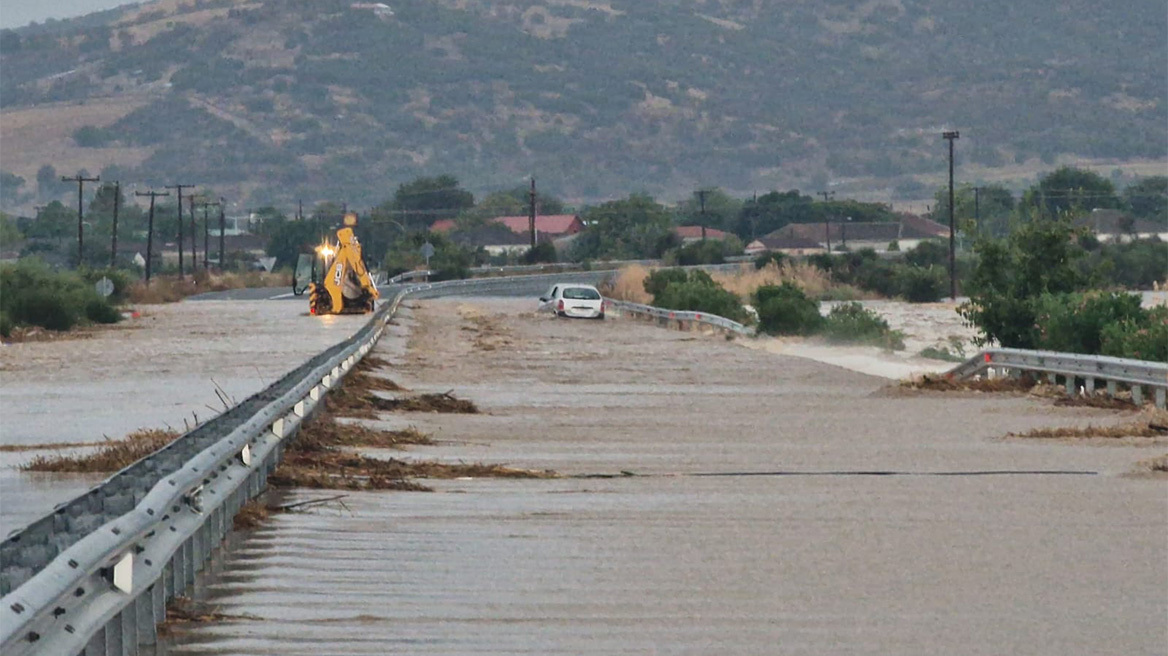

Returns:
1106,380,1117,398
85,625,107,656
1132,385,1143,406
1156,387,1166,410
1064,376,1076,396
1046,372,1057,384
1085,377,1095,394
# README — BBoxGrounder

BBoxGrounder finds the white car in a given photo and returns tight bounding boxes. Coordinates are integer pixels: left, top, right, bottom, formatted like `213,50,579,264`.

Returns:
538,283,605,319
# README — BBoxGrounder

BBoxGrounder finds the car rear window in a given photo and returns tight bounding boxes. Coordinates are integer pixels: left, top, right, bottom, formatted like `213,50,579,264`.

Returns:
562,287,601,300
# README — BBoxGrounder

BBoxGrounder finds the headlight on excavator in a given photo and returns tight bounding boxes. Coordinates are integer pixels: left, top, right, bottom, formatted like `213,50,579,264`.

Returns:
317,242,335,259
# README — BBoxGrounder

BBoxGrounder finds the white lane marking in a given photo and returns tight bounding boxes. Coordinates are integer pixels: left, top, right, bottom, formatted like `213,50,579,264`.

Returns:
268,292,296,300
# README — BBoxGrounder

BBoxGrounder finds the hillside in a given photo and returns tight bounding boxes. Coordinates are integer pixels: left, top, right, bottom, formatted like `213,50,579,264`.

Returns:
0,0,1165,209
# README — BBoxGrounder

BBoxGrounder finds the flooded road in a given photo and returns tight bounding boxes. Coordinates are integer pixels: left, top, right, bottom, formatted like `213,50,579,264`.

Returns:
0,300,369,535
163,299,1166,655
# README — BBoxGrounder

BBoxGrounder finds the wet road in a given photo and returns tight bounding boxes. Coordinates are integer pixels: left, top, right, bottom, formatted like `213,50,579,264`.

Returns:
0,300,370,536
163,299,1167,655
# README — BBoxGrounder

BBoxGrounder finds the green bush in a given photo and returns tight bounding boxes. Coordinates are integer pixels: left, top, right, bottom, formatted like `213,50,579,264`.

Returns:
754,251,785,270
895,265,947,302
753,283,823,335
1032,292,1145,355
821,302,905,350
643,268,689,297
650,269,746,322
1101,305,1168,362
0,258,122,333
522,241,557,264
80,267,135,304
671,239,725,266
0,311,11,338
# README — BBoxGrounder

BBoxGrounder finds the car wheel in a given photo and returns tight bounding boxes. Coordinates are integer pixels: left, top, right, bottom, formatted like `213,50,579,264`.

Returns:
557,311,566,318
596,313,605,320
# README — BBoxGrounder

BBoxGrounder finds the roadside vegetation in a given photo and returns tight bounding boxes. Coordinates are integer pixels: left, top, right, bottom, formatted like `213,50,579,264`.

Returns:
0,258,122,338
959,218,1167,362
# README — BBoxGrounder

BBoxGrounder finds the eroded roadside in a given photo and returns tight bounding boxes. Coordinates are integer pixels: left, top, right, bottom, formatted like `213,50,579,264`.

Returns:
163,297,1166,656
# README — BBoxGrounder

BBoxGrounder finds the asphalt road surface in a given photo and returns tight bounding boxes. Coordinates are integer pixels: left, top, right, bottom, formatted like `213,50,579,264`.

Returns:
160,298,1167,655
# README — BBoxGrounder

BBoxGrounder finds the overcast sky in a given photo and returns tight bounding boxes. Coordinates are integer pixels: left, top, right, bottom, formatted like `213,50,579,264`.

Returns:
1,0,138,29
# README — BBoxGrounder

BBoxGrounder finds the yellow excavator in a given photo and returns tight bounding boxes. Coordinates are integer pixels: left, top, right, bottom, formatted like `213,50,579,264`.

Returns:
294,212,380,315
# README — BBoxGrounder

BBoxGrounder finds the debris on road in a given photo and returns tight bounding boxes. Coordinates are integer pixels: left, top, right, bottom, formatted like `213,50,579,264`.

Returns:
21,428,180,472
1008,409,1168,440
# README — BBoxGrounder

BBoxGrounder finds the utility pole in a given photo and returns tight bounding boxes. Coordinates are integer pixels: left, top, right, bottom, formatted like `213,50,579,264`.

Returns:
166,183,194,276
197,199,221,269
528,177,537,248
942,130,960,301
819,190,835,253
188,195,198,271
135,189,169,283
696,189,709,240
62,173,99,268
218,198,227,271
110,181,120,268
297,199,303,220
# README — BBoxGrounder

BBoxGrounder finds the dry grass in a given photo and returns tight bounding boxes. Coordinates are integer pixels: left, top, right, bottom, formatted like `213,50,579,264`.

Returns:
711,260,838,300
232,498,270,530
0,440,111,452
310,415,433,449
127,271,290,304
604,264,653,303
1009,409,1168,440
160,597,258,635
21,428,180,473
1141,453,1168,472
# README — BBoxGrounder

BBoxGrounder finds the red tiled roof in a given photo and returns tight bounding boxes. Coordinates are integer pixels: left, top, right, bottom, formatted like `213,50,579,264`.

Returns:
429,219,457,233
494,215,582,235
429,215,582,236
673,225,729,240
898,214,949,239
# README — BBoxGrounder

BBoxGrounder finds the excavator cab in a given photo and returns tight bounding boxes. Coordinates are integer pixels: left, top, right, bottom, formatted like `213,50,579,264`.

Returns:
294,212,380,315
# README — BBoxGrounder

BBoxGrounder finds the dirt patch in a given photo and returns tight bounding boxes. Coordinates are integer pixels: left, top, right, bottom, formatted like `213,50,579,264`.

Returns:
373,392,479,414
21,428,180,472
159,597,259,636
232,498,270,530
1008,410,1168,440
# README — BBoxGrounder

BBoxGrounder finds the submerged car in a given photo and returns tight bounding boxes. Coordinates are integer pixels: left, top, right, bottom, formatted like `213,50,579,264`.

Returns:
538,283,605,319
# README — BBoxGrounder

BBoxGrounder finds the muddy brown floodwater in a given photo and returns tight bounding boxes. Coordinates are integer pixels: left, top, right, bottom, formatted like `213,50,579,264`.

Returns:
157,297,1166,655
0,300,370,535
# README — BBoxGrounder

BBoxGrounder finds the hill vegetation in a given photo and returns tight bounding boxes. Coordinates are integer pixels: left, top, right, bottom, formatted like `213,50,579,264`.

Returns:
0,0,1164,208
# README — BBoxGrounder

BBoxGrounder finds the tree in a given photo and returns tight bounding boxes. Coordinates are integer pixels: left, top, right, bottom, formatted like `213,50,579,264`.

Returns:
929,183,1016,237
0,171,26,206
674,188,742,234
1022,167,1119,218
383,175,474,230
36,164,62,201
573,194,675,260
1124,176,1168,227
0,212,23,247
958,218,1088,348
265,219,319,269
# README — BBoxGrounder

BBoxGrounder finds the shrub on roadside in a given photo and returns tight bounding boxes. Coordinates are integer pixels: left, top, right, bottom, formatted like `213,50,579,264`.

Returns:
753,283,823,335
80,267,134,304
0,258,121,333
821,302,906,351
1032,292,1145,355
895,265,947,303
523,241,557,264
643,267,690,297
1100,305,1168,362
649,269,747,322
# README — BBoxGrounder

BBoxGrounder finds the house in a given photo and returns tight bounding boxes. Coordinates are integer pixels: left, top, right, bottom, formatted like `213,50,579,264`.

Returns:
448,223,532,256
1077,209,1168,243
673,225,729,244
430,214,584,241
745,235,825,256
769,221,902,252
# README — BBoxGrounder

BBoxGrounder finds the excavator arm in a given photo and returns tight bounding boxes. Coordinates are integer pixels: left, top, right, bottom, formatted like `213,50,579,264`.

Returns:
308,214,380,315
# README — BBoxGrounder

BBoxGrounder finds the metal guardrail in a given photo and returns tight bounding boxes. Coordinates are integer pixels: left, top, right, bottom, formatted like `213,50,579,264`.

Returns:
949,348,1168,408
605,300,754,335
0,270,637,655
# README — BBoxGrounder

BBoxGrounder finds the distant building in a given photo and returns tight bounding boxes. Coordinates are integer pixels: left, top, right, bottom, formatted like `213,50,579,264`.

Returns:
350,3,394,18
673,225,729,243
749,215,950,253
1078,209,1168,243
744,235,824,257
431,214,584,241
